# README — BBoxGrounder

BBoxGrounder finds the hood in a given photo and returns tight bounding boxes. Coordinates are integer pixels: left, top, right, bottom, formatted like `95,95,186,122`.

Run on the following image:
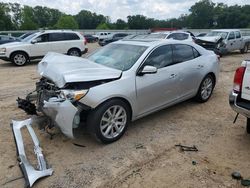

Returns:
196,36,222,43
0,41,28,48
38,52,122,88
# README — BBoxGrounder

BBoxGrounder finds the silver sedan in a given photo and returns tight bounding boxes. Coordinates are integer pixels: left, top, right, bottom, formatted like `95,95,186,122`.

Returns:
32,39,219,143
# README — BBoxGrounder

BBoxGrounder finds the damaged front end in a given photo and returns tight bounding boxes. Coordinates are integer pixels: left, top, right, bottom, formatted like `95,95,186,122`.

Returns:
195,37,225,55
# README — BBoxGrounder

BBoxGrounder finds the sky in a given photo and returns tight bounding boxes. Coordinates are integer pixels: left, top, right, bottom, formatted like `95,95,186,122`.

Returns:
2,0,250,22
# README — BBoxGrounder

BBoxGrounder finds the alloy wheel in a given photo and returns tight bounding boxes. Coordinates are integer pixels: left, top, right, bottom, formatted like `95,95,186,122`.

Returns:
100,105,127,139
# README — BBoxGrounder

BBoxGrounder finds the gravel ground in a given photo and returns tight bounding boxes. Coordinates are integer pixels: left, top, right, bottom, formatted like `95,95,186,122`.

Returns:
0,43,250,188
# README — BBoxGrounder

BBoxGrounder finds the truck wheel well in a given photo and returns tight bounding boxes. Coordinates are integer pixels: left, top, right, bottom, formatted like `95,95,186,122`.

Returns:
207,72,216,85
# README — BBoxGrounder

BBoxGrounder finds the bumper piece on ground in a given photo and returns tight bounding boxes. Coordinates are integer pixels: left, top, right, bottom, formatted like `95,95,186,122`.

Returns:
11,118,53,187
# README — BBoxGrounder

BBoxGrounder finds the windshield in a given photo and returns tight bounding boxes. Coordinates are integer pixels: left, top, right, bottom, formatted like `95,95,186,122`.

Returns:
22,33,38,42
88,43,148,71
206,31,228,39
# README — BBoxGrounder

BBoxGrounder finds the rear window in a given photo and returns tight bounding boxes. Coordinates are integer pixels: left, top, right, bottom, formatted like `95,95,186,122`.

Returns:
173,44,195,63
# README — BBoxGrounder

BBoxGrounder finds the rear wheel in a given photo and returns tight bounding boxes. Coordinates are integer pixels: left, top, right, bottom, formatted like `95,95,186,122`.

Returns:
11,52,28,66
67,48,81,57
247,118,250,134
195,74,215,103
87,99,131,144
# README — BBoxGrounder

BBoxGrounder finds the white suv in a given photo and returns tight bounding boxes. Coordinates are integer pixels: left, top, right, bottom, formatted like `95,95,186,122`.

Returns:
0,30,88,66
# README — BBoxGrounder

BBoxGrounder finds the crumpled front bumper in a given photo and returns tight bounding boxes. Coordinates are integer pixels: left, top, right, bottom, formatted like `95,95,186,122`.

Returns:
42,97,79,138
11,118,53,187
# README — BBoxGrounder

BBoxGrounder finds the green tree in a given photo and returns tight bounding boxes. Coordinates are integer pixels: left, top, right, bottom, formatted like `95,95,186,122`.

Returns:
33,6,62,29
189,0,215,29
20,6,38,30
115,19,128,29
0,3,14,30
75,10,107,29
96,23,110,29
55,15,78,29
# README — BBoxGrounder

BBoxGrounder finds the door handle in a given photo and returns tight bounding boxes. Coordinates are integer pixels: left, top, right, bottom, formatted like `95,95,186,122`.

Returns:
169,74,177,79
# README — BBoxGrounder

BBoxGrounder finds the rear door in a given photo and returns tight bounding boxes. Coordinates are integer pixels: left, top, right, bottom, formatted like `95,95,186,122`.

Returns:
48,33,65,53
136,45,180,115
172,44,204,98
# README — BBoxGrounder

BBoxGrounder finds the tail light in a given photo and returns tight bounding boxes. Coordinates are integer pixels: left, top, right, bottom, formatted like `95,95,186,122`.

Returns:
83,37,87,45
233,66,246,93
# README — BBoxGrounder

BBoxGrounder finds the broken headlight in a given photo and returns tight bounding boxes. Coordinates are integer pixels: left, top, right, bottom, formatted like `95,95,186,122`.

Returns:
59,90,88,101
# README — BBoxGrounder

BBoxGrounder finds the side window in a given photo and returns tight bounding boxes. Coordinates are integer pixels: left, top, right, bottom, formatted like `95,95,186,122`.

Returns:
144,45,173,69
235,31,241,39
64,33,80,40
49,33,64,42
35,34,49,43
193,47,200,58
228,32,235,40
172,44,194,63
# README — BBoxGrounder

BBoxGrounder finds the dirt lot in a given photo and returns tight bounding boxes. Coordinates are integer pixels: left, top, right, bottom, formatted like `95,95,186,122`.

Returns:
0,43,250,188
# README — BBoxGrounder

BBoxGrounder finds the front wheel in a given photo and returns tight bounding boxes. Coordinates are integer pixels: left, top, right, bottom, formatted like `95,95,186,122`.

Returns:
195,74,215,103
87,99,131,143
11,52,28,66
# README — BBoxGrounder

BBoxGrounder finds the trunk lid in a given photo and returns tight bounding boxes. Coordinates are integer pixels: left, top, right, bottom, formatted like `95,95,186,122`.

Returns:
38,52,122,88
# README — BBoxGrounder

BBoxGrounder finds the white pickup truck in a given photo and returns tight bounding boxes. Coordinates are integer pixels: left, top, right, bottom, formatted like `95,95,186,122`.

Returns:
229,60,250,133
196,29,250,56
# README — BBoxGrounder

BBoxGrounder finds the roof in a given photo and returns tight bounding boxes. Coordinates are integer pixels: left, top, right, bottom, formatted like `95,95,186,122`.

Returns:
116,38,194,47
212,29,240,32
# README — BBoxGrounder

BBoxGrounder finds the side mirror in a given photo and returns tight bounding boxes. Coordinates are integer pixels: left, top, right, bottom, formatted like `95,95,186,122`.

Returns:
139,65,157,75
31,39,37,44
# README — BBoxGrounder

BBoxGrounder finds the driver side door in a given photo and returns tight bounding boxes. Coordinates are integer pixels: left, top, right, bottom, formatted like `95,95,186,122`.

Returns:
135,45,180,116
29,34,52,57
226,32,236,52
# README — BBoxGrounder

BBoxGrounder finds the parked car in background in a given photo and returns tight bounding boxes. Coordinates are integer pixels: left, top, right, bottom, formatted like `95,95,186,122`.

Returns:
22,39,219,143
0,35,17,45
0,30,88,66
147,31,195,42
196,33,207,37
98,33,129,46
84,34,98,43
229,60,250,133
93,32,112,41
18,31,37,40
195,29,250,56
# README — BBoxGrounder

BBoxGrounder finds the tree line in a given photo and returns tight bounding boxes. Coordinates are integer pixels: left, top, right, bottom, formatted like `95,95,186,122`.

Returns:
0,0,250,31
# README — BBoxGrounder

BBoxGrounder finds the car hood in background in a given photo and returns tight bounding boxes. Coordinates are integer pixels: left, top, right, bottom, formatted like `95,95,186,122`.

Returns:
196,36,222,43
38,52,122,88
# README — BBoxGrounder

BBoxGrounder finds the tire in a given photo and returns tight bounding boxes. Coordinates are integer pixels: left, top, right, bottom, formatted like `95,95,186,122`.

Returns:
87,99,131,144
195,74,215,103
240,44,248,54
11,52,28,66
67,48,81,57
247,118,250,134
